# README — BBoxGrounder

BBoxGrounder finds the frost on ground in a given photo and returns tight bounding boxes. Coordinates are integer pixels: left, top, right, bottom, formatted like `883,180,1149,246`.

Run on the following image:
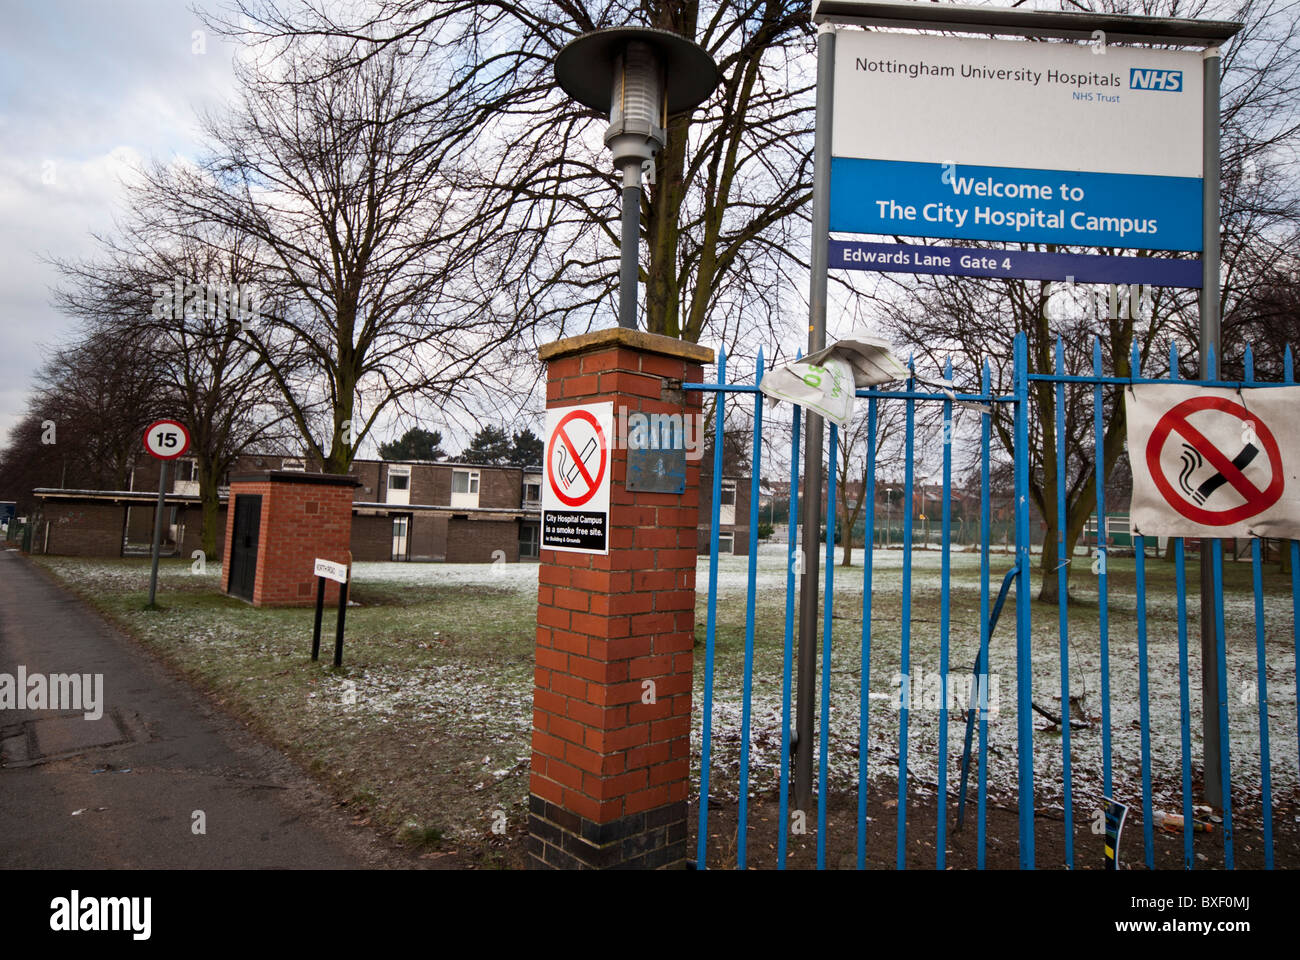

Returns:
692,544,1300,827
34,547,1299,848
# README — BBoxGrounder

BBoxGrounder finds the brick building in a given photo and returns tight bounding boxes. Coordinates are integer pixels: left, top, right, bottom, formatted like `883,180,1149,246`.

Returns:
696,469,754,556
29,452,542,563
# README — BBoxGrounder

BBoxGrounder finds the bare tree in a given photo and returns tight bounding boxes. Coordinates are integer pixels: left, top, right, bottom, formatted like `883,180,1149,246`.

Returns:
49,222,296,555
205,1,818,351
0,322,171,509
835,396,914,566
135,39,529,473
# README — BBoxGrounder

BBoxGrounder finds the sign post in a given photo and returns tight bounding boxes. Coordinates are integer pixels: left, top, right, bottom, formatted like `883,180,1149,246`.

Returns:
809,0,1244,827
142,420,191,608
311,557,351,666
1199,45,1226,808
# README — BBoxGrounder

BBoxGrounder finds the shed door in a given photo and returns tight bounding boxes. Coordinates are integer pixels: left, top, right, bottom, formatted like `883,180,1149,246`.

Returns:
229,494,262,601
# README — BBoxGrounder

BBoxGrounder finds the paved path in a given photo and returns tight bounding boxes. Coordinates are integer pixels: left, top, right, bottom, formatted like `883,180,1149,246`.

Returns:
0,550,389,868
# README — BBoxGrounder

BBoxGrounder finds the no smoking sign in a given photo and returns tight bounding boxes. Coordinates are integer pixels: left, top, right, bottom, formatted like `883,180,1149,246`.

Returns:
1127,385,1300,539
542,402,612,554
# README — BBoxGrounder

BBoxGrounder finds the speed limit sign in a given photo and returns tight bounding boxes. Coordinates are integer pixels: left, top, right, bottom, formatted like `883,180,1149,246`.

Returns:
143,420,191,460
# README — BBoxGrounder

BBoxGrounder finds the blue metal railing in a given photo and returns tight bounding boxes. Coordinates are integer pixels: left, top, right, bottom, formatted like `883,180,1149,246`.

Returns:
685,330,1298,870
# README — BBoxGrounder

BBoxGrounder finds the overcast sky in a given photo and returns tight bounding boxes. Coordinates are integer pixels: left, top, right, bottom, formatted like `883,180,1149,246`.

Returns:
0,1,239,444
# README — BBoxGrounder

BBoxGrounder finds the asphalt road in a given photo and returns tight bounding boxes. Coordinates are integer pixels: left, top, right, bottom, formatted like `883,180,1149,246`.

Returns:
0,549,390,869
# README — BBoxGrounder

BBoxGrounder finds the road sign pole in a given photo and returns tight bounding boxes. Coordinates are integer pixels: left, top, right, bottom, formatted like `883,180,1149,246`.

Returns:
311,576,326,661
795,23,836,811
147,460,168,608
334,577,349,668
1199,46,1224,809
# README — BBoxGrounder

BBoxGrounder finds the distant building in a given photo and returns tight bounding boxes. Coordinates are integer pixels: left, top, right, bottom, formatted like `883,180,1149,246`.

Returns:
29,453,541,563
697,470,753,556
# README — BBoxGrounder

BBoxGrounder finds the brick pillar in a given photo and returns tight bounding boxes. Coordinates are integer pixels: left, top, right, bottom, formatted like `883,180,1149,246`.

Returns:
528,328,713,869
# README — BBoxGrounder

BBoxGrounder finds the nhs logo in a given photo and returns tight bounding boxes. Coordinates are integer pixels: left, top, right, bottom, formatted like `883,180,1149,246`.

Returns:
1130,68,1183,91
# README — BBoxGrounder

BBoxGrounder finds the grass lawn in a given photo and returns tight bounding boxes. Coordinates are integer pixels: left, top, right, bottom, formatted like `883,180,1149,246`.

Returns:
30,542,1299,869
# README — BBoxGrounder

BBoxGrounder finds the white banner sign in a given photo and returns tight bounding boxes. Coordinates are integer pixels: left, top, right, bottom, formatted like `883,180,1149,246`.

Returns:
1126,385,1300,539
314,558,349,584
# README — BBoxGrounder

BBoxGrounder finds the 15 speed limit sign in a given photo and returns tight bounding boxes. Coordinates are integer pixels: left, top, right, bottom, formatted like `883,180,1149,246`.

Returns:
143,420,191,460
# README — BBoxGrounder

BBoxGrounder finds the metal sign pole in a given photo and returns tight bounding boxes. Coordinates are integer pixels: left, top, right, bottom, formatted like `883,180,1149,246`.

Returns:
1199,46,1224,808
795,22,836,811
311,576,326,661
333,578,349,668
147,460,168,608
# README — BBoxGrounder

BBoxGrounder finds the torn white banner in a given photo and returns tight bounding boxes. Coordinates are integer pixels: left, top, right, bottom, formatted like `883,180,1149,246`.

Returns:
759,335,912,426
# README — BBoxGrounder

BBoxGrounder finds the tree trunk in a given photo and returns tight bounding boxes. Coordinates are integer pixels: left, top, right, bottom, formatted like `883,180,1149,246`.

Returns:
196,459,222,559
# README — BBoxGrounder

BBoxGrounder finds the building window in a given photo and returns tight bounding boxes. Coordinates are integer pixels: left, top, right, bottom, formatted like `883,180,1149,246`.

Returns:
718,532,734,555
720,479,737,526
175,459,198,483
387,466,411,505
451,469,480,508
281,457,306,472
523,480,541,504
720,480,737,506
519,523,539,559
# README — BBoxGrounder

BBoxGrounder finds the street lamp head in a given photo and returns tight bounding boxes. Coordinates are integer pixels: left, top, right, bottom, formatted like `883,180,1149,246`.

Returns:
555,26,718,185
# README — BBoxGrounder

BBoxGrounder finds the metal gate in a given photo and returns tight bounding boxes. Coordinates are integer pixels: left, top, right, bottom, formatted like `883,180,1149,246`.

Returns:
686,332,1298,869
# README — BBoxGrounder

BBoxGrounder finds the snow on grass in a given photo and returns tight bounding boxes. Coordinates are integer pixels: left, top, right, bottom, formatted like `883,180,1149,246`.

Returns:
689,547,1299,823
33,547,1298,840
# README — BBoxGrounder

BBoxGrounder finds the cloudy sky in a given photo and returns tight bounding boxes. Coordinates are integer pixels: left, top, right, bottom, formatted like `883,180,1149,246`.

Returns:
0,1,239,444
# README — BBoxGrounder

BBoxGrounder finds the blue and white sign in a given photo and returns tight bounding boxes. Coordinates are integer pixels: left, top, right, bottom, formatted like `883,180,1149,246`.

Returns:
832,30,1204,251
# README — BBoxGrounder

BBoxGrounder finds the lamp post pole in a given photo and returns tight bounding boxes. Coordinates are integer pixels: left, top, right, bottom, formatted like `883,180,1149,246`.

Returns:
619,168,641,329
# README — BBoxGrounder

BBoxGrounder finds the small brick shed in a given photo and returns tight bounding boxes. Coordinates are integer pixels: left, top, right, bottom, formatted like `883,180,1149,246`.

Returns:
220,471,360,607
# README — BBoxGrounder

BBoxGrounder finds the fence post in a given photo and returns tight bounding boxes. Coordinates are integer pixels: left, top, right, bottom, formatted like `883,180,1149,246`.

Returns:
1012,331,1035,868
528,328,712,869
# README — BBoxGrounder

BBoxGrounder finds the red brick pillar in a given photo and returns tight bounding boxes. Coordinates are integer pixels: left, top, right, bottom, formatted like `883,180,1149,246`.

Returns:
528,329,713,869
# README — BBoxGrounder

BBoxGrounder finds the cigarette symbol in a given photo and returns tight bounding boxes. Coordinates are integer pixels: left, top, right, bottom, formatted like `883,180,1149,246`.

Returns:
557,436,597,487
1180,441,1259,505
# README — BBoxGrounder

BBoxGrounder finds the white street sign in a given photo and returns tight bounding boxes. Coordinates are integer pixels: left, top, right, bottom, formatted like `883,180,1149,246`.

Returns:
314,558,349,584
143,420,191,460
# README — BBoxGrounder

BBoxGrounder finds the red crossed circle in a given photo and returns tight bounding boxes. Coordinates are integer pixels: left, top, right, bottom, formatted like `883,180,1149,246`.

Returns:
1146,396,1284,525
546,409,607,508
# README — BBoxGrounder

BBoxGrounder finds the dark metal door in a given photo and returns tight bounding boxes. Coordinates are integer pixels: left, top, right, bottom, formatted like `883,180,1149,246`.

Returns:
229,494,261,601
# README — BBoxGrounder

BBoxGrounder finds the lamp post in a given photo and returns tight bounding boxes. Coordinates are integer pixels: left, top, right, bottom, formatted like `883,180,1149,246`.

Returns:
555,27,718,330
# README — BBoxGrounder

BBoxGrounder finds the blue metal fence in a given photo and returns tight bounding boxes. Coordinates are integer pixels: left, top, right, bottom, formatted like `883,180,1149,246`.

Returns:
685,330,1299,869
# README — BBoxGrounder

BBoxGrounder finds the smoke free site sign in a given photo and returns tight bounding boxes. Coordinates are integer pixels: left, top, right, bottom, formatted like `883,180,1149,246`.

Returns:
542,401,612,554
831,30,1204,251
